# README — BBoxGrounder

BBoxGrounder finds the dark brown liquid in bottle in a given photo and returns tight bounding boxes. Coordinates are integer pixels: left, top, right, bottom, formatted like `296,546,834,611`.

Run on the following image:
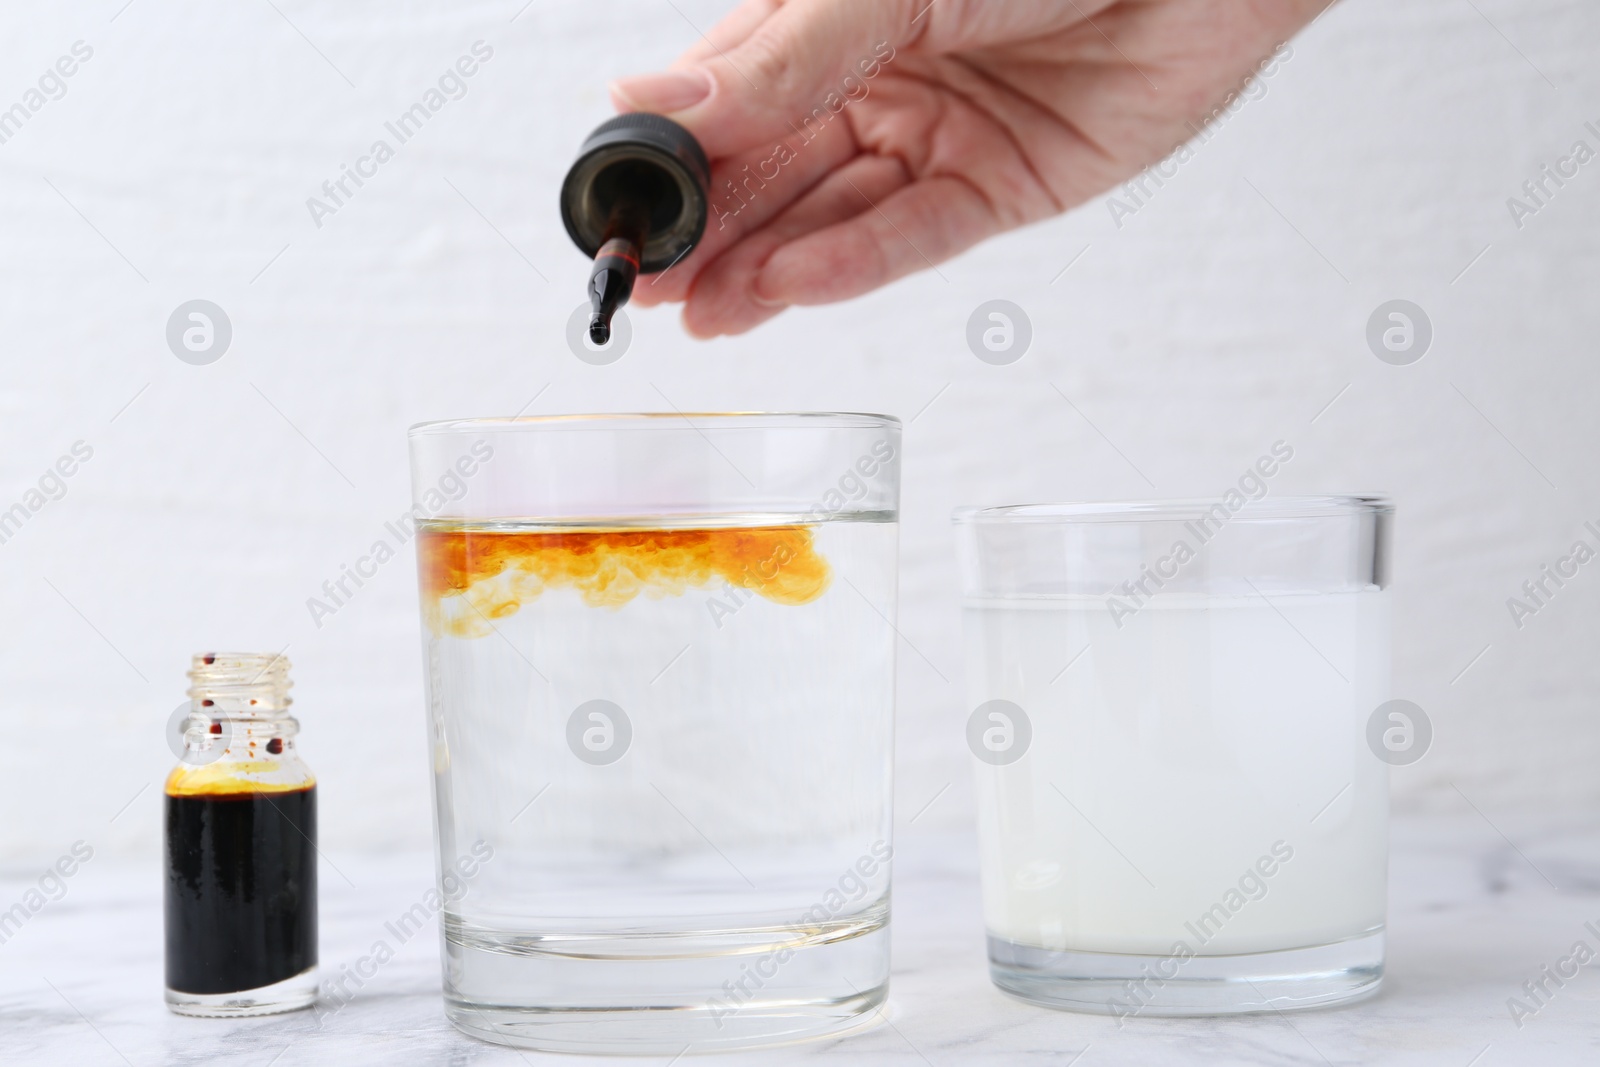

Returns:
164,786,317,995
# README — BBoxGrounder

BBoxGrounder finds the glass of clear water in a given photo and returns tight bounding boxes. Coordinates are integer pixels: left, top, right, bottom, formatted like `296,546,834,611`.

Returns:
954,496,1393,1015
408,413,900,1053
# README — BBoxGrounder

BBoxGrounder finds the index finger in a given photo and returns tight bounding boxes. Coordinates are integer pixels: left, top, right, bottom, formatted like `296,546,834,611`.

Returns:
670,0,782,69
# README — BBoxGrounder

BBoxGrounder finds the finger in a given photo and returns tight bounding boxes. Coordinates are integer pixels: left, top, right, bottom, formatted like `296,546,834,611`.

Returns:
681,154,911,336
753,175,998,305
630,116,858,308
613,0,918,159
669,0,782,69
612,0,1098,155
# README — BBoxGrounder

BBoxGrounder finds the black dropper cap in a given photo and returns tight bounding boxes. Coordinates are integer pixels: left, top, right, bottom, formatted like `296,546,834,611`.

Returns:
560,114,710,344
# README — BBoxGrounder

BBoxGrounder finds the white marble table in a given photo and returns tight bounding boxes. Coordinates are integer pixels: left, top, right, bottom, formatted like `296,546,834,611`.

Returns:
3,815,1597,1066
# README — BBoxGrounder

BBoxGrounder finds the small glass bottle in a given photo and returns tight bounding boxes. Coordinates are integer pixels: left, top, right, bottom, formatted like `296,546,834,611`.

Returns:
164,652,318,1016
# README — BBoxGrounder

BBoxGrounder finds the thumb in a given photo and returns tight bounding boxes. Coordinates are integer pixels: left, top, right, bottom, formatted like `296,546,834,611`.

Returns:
610,0,919,158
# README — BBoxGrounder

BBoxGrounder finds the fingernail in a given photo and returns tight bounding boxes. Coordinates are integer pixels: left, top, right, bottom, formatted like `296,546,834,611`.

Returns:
750,270,788,308
611,69,712,113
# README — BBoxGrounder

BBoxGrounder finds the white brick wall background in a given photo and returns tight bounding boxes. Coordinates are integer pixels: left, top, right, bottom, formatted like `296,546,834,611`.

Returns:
0,0,1595,862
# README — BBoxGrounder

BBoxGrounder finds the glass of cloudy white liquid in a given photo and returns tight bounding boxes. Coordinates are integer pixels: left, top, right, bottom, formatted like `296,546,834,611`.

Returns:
408,413,900,1054
954,497,1392,1015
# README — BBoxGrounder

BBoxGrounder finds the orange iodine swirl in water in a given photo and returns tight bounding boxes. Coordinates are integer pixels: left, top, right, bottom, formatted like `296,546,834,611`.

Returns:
417,523,832,638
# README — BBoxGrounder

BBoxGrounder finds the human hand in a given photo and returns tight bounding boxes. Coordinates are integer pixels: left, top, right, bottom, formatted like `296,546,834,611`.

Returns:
610,0,1329,337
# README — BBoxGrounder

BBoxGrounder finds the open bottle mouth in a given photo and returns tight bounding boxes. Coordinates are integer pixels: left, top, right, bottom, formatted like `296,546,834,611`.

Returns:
187,651,293,714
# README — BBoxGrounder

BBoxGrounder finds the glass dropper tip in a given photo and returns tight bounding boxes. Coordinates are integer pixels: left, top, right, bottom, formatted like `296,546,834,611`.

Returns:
588,314,612,346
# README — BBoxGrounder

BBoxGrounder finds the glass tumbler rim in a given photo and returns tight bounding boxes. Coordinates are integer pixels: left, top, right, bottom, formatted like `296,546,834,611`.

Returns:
953,495,1393,525
409,411,901,437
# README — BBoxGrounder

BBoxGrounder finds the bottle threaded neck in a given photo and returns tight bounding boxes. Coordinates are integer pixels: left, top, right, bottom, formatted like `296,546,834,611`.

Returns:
188,652,293,718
